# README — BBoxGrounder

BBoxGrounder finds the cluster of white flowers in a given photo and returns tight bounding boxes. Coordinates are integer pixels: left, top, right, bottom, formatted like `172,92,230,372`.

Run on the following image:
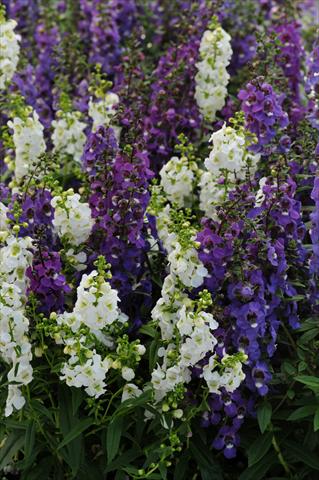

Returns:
0,234,33,295
199,170,227,220
159,156,195,208
195,24,232,121
74,270,120,330
155,203,208,288
88,92,120,138
202,354,246,394
52,267,145,398
151,276,246,405
0,235,33,416
7,109,46,182
199,124,260,219
148,184,246,413
0,16,20,89
52,111,87,163
205,124,260,179
51,190,94,246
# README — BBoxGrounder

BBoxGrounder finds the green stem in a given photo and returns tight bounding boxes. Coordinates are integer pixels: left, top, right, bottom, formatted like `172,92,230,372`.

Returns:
272,434,292,477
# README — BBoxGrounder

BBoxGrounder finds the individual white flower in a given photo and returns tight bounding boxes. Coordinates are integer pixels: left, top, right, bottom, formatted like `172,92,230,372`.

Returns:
7,110,46,182
0,17,20,89
52,111,87,163
121,383,143,402
159,156,194,207
121,366,135,381
0,202,9,232
255,177,268,207
51,191,94,246
65,249,87,271
5,385,25,417
195,25,232,121
88,92,120,138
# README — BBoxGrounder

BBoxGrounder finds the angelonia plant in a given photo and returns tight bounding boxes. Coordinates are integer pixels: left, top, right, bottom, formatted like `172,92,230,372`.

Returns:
0,1,318,479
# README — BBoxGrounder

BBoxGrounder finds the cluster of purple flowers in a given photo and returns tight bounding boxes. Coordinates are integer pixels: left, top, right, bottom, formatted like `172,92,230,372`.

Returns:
196,173,309,456
238,78,289,154
26,250,71,313
83,126,153,323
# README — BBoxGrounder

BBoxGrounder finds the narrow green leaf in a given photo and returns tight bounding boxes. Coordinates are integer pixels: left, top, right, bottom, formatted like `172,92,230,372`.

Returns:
174,452,190,480
0,431,24,469
71,387,85,415
247,432,272,467
24,420,36,460
58,418,93,450
189,441,223,480
284,440,319,470
257,402,272,433
139,324,157,337
314,408,319,432
288,405,318,421
159,463,167,479
104,448,142,473
239,452,277,480
107,416,123,463
295,375,319,390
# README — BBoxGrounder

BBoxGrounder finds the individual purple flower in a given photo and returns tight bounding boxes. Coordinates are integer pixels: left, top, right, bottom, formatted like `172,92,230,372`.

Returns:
212,424,240,459
251,361,272,396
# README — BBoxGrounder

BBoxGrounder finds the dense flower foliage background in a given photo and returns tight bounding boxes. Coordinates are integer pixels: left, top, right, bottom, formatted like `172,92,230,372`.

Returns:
0,0,318,479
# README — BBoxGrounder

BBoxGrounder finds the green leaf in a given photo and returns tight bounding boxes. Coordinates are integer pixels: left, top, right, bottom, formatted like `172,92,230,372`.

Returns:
107,416,123,463
0,431,25,469
284,440,319,470
288,405,318,421
104,448,142,473
257,402,272,433
296,376,319,391
159,462,167,479
22,456,54,480
139,324,157,337
314,408,319,432
174,452,190,480
247,432,272,467
58,385,83,475
58,418,93,450
239,452,277,480
189,440,223,480
71,387,85,415
24,420,36,461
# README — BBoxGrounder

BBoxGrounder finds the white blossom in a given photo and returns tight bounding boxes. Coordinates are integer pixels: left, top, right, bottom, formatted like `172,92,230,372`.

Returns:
195,26,232,121
52,111,87,163
51,191,94,246
199,170,227,219
121,383,143,403
74,271,120,330
0,17,20,89
88,92,120,139
8,110,46,182
159,156,194,207
0,235,33,295
168,241,208,288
